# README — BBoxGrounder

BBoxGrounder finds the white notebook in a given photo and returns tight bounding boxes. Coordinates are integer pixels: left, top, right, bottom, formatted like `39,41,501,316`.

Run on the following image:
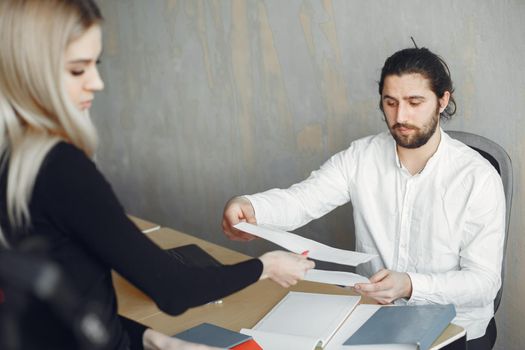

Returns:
241,292,361,350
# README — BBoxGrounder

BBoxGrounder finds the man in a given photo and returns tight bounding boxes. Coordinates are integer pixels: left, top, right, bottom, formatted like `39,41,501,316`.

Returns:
222,47,504,349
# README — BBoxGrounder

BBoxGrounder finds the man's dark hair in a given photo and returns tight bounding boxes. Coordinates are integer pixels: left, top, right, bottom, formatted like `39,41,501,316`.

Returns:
378,48,456,120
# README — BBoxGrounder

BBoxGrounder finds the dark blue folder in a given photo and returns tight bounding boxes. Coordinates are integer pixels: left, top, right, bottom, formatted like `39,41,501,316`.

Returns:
343,304,456,350
174,323,252,348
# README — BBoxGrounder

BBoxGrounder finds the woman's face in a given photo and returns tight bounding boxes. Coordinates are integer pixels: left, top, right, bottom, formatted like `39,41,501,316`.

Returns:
64,24,104,111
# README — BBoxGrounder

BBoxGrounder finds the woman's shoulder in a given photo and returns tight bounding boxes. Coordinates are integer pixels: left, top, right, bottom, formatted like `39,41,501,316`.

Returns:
46,141,90,163
37,141,98,186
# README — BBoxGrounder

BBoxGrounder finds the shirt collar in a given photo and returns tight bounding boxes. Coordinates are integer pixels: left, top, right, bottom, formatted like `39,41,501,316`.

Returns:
393,127,447,175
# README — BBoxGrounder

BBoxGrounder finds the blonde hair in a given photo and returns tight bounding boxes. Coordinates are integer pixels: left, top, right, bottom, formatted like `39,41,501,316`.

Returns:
0,0,103,241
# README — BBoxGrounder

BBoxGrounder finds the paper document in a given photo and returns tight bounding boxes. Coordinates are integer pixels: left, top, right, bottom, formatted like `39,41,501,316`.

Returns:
234,222,376,266
241,292,361,350
324,304,381,350
240,329,320,350
304,269,369,286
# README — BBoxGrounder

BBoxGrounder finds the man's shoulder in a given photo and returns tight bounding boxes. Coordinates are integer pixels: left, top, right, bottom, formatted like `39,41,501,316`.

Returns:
345,131,391,152
444,134,498,174
330,131,392,166
442,133,502,191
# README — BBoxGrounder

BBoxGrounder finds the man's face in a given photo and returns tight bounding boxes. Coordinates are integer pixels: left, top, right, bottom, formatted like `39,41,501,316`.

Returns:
381,73,446,149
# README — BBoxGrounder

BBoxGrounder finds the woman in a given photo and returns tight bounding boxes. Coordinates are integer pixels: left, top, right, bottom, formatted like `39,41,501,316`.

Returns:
0,1,314,349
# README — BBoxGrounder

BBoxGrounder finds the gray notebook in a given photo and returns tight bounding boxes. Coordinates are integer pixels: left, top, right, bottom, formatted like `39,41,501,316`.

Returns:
174,323,252,348
343,304,456,350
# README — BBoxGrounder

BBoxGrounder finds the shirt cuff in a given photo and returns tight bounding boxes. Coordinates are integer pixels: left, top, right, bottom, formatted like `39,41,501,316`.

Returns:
243,194,268,225
406,272,430,305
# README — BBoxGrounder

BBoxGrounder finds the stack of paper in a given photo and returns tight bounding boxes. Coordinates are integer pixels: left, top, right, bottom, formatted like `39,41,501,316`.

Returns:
234,222,375,286
304,269,369,287
241,292,361,350
234,222,375,266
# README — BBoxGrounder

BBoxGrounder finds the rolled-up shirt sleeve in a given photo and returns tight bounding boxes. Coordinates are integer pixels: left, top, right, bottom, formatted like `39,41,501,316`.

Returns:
246,147,355,231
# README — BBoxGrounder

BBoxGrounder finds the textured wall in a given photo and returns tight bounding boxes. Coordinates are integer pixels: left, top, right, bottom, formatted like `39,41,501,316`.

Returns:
93,1,524,348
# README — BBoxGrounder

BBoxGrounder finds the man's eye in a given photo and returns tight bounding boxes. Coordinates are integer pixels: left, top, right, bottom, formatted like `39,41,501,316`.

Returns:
409,101,421,107
70,70,85,76
386,101,396,107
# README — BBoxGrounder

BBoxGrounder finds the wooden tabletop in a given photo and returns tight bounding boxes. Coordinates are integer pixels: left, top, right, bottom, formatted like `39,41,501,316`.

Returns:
128,215,161,233
115,222,465,348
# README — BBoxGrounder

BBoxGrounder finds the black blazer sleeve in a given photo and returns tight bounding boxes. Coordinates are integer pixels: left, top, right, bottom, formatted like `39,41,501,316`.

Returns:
35,143,262,316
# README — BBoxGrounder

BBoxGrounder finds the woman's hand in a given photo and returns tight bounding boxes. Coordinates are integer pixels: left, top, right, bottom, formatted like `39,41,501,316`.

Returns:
143,329,224,350
258,251,315,288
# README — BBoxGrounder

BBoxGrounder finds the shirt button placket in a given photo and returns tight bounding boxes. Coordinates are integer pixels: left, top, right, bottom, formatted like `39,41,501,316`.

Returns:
398,178,412,271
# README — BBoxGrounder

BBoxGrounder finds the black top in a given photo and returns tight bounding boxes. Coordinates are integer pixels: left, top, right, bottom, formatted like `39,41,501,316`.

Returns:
0,142,262,349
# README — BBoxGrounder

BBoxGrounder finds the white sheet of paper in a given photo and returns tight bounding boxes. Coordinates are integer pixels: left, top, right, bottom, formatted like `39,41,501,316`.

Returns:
324,304,381,350
304,269,370,286
240,329,320,350
252,292,361,347
234,222,376,266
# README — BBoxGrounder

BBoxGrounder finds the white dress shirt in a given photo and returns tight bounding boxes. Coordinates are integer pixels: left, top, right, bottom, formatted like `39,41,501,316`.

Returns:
245,128,505,340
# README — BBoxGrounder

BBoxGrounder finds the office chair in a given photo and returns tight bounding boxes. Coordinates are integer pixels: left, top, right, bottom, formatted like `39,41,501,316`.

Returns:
0,241,112,350
446,130,513,313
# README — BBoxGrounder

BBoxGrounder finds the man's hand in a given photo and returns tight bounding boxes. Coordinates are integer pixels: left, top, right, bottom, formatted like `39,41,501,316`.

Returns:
353,269,412,304
222,196,257,241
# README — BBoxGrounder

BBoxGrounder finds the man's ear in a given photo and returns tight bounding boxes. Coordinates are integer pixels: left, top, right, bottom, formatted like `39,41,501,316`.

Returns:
439,91,451,113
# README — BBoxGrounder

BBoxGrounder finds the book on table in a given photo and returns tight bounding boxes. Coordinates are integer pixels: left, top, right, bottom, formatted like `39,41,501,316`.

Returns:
165,244,222,268
240,291,361,350
173,323,262,350
237,291,455,350
341,304,456,350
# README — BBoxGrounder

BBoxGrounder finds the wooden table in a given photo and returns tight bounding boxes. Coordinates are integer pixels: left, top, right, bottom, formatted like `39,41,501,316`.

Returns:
128,215,161,233
114,222,466,349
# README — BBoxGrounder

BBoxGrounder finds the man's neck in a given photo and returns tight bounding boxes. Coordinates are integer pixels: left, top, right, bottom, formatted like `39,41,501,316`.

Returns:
397,128,441,175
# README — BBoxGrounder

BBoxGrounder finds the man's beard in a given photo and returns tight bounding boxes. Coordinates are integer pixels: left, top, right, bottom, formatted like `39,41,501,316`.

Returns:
386,108,440,149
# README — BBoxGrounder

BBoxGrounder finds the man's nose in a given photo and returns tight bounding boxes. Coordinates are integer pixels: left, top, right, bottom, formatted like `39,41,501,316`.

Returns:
395,102,409,124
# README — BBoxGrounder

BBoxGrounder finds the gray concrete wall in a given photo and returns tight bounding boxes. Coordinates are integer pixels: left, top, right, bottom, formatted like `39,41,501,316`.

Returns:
93,1,525,348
